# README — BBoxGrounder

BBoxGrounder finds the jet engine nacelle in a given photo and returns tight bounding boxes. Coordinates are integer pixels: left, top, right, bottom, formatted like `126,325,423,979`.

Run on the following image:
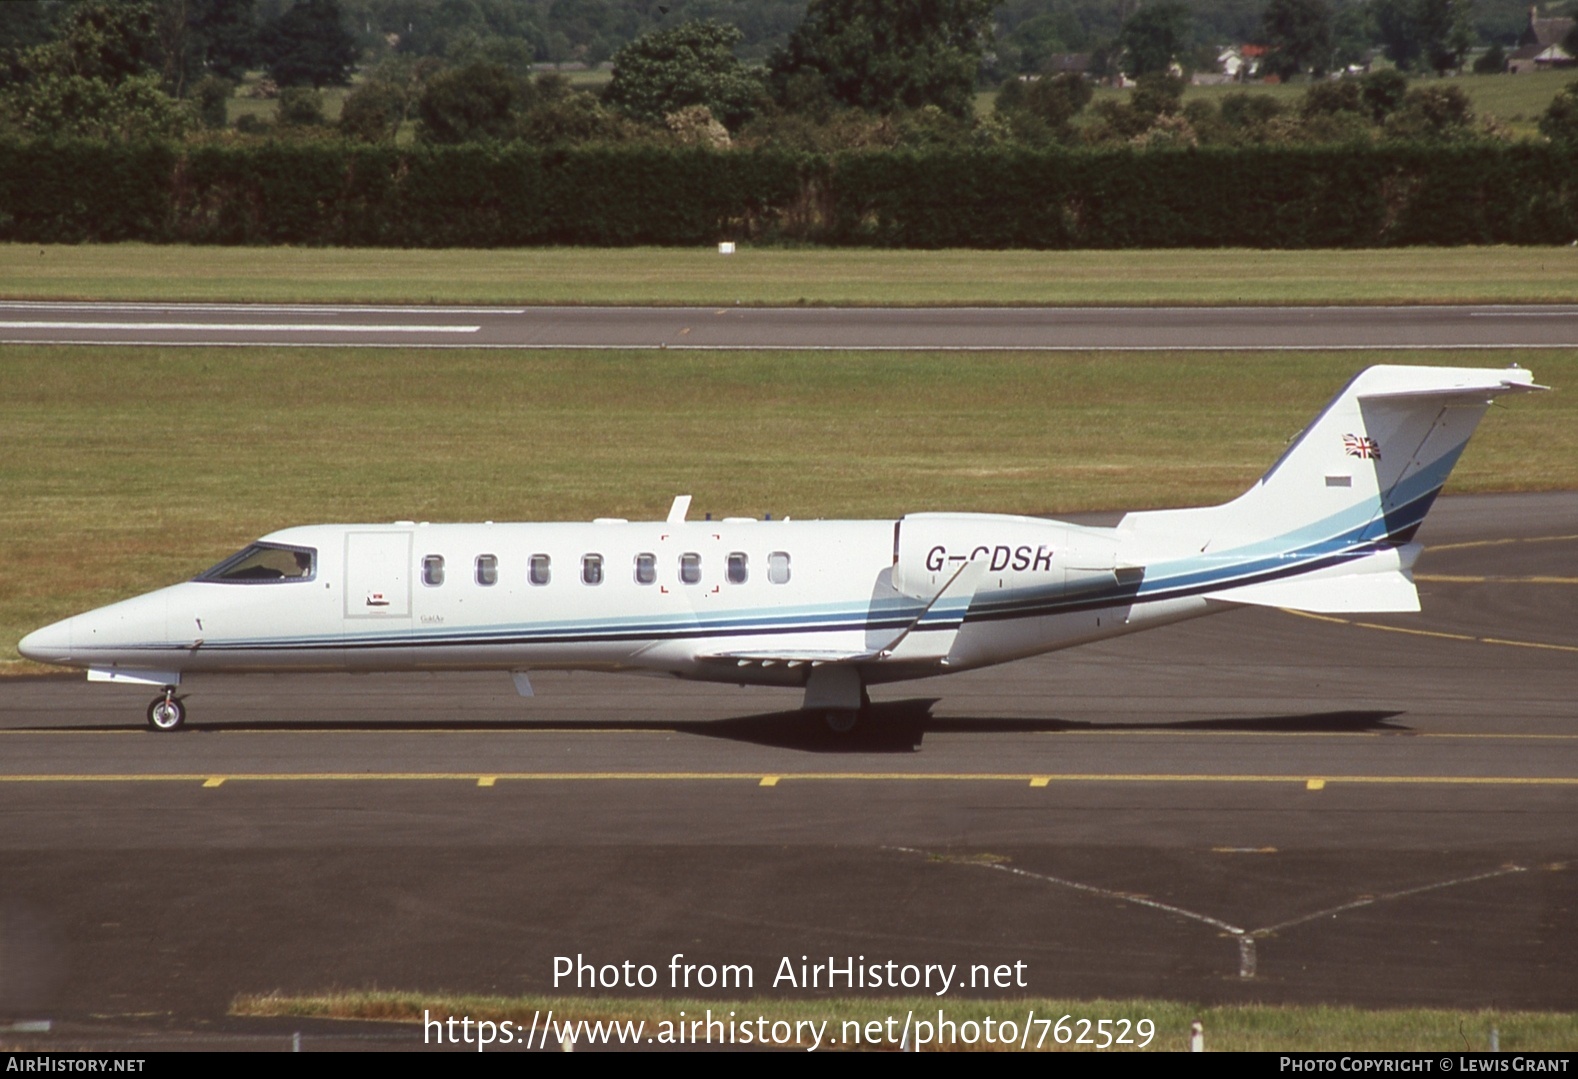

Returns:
891,512,1120,599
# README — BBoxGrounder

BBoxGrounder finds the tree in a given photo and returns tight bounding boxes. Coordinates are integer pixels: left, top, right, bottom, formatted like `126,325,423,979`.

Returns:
994,71,1092,141
1383,83,1475,138
1085,71,1184,142
1261,0,1333,79
415,60,524,143
20,2,163,84
187,0,259,83
0,2,64,59
1331,3,1376,70
1301,78,1364,117
518,90,633,146
1415,0,1474,74
767,0,996,119
192,72,233,128
261,0,357,88
275,85,325,126
1220,90,1287,129
1117,2,1192,78
0,1,191,139
1001,12,1088,74
0,70,190,140
339,78,407,141
603,20,765,130
1373,0,1473,74
1360,68,1409,122
1537,80,1578,144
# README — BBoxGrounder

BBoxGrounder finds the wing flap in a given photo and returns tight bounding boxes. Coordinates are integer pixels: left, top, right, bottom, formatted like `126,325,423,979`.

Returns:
696,648,881,668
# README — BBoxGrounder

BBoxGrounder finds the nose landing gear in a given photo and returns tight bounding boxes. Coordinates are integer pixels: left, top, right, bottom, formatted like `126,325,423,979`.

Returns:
147,689,186,732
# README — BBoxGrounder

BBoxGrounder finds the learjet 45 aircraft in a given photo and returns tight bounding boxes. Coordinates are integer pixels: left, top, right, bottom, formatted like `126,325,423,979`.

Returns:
19,364,1543,732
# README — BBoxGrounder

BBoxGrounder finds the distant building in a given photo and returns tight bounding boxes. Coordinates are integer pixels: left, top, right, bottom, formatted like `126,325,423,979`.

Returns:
1507,5,1575,73
1215,44,1267,81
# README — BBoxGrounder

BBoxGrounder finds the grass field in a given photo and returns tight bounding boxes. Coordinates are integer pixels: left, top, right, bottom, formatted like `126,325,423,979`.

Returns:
1175,68,1577,126
6,244,1578,306
233,990,1578,1051
3,345,1571,669
1015,69,1578,139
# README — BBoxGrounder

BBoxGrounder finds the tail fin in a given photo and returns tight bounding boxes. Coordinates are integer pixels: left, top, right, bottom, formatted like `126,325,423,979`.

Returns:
1115,365,1544,612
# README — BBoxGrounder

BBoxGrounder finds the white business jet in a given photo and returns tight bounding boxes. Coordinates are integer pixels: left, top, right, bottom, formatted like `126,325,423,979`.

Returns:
19,365,1542,732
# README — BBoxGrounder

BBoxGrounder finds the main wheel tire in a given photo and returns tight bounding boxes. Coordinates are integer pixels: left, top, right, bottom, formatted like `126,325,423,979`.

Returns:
824,708,858,734
147,696,186,732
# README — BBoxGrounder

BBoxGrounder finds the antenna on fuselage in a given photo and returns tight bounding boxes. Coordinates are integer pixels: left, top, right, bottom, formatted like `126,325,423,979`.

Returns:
666,495,692,523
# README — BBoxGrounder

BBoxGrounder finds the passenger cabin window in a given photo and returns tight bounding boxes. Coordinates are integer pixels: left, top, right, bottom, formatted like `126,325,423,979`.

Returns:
634,552,656,585
422,555,445,586
475,554,498,586
727,552,748,584
196,543,316,584
529,554,551,586
768,551,791,584
680,552,702,585
582,554,604,585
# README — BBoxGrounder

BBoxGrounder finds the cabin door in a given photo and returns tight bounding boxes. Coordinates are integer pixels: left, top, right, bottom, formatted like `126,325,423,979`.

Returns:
343,531,413,625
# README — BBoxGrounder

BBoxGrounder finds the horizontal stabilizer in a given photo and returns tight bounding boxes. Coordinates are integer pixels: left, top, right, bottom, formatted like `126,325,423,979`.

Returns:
1204,572,1419,613
1356,374,1548,401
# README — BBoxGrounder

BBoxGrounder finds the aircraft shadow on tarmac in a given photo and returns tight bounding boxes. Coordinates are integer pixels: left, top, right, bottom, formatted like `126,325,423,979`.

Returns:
54,703,1408,754
664,703,1410,753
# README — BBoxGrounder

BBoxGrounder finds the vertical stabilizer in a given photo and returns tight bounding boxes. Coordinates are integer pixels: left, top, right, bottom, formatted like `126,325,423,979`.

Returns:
1116,365,1543,563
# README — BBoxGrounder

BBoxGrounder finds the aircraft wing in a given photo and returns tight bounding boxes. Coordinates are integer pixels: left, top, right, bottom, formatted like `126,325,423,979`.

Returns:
699,559,989,669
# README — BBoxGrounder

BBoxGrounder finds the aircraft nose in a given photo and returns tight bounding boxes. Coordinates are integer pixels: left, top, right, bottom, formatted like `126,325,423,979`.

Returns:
18,617,72,665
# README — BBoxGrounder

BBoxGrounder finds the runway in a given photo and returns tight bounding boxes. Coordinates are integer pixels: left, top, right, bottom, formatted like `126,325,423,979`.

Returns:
2,300,1578,350
1,492,1574,1047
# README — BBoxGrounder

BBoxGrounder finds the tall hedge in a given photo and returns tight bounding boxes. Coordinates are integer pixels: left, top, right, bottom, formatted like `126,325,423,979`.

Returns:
0,141,176,242
0,139,1574,247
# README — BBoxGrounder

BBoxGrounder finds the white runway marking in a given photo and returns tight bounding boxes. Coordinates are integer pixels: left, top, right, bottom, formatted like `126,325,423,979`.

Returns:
0,321,480,333
0,301,515,315
899,846,1529,981
5,340,1576,352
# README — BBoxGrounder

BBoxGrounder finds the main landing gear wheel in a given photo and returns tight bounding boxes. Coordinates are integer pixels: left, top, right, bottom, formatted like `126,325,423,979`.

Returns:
147,692,186,732
824,709,859,734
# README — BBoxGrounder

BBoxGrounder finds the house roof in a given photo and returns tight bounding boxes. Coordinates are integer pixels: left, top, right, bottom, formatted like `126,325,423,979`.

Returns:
1520,7,1575,48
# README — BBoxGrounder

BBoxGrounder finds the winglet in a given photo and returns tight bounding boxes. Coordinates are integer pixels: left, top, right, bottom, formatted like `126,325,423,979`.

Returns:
666,495,692,523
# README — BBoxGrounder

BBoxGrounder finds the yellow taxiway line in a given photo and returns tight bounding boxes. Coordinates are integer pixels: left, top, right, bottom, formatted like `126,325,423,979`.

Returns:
1426,533,1578,553
0,771,1575,788
1285,609,1578,654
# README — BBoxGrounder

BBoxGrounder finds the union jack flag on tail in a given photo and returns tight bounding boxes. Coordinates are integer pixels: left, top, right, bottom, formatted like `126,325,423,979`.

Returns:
1343,434,1380,460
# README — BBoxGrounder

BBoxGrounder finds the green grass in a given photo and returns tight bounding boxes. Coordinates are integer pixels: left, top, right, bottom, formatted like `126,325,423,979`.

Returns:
1043,69,1578,140
3,346,1572,669
1434,69,1578,136
226,81,350,126
232,990,1578,1051
6,244,1578,306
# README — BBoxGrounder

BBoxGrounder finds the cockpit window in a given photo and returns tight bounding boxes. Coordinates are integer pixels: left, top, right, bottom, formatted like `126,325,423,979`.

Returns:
196,543,316,584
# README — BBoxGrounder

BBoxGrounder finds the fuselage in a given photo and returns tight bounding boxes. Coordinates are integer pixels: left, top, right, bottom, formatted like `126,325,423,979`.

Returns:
18,514,1214,690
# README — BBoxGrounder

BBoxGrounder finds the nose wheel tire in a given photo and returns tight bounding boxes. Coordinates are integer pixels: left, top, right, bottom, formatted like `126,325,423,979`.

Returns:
147,695,186,732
